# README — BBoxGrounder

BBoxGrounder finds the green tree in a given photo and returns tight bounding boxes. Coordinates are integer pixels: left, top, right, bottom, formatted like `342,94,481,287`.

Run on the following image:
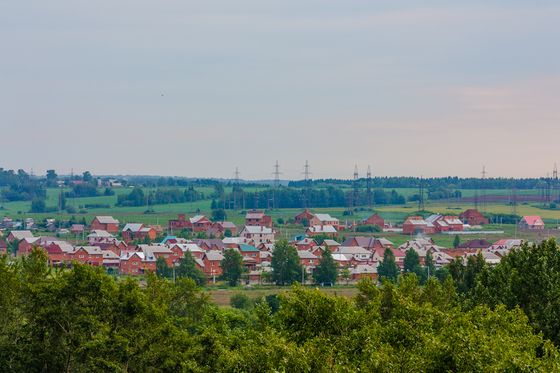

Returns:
176,252,206,286
403,249,421,273
211,208,226,221
156,257,172,278
471,239,560,345
30,198,46,213
271,239,303,286
221,249,244,286
377,248,400,283
312,249,338,285
46,169,58,187
453,234,461,248
341,267,351,285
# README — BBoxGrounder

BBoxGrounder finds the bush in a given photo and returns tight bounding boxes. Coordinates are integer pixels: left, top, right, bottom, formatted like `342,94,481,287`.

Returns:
230,293,253,310
355,224,381,233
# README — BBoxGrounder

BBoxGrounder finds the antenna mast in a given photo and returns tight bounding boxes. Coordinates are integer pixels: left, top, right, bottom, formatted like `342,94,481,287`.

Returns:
366,165,372,208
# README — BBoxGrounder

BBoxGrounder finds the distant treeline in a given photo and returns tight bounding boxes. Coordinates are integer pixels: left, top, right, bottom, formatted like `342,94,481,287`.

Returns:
0,169,46,202
117,187,205,207
217,187,406,209
290,176,555,190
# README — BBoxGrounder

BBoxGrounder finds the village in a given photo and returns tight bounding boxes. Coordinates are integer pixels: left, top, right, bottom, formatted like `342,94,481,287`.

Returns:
0,207,547,284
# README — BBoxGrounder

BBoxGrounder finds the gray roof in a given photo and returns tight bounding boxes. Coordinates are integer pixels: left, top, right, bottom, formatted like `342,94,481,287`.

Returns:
95,216,120,224
123,223,143,232
297,250,318,259
9,230,34,240
205,250,224,261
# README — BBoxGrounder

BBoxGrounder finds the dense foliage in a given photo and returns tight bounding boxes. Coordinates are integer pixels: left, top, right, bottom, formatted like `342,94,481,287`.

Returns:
219,187,406,210
117,187,204,207
1,250,558,372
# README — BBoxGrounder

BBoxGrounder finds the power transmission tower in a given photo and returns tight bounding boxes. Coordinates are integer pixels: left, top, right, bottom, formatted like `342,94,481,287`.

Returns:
232,167,240,210
418,176,425,212
271,161,282,209
511,181,518,215
554,163,559,202
366,165,372,208
273,160,282,188
353,164,359,208
480,165,487,212
302,160,312,208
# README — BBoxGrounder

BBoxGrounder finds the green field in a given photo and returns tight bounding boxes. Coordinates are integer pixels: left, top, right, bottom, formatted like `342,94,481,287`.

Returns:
1,187,560,246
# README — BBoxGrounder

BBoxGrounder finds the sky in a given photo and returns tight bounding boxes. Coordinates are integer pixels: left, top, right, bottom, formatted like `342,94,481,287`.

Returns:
1,1,559,180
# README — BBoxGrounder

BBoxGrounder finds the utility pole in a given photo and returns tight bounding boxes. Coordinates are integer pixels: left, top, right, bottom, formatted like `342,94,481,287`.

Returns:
366,165,372,208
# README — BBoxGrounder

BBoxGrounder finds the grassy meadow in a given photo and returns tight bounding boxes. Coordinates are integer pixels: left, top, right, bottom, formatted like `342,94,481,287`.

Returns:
1,187,560,247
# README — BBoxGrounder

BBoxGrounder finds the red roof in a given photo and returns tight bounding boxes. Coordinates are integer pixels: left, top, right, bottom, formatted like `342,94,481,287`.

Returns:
522,216,544,225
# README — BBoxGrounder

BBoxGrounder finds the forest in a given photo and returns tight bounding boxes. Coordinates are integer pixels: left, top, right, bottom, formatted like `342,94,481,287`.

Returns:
2,240,560,372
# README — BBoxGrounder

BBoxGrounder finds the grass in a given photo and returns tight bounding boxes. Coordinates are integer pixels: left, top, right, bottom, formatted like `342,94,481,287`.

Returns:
2,187,560,245
206,286,360,307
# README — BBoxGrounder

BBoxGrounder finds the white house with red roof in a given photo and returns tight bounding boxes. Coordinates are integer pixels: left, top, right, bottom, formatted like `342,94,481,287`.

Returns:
518,216,545,230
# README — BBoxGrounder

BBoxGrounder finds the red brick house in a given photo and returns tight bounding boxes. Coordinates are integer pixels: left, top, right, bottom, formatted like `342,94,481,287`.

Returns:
189,215,213,232
245,210,273,228
168,214,212,232
122,223,157,243
17,237,41,256
119,251,150,275
518,216,545,230
169,214,190,231
342,237,394,250
295,209,315,226
202,250,224,277
208,221,238,237
459,209,489,225
361,213,385,228
70,246,104,266
6,230,34,243
402,217,436,235
297,250,318,267
91,216,120,233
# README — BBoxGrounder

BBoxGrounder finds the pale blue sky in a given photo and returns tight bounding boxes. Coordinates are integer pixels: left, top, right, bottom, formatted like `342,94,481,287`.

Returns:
1,1,559,179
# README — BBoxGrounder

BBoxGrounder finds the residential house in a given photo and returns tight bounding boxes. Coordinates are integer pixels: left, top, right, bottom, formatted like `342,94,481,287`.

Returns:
245,210,273,228
402,216,436,235
459,209,489,225
297,250,318,267
88,230,117,246
122,223,157,243
90,216,120,233
518,216,545,230
202,250,225,278
6,230,34,243
294,209,316,225
350,263,378,281
240,226,275,245
71,246,104,266
361,213,385,228
306,225,338,238
342,237,394,250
